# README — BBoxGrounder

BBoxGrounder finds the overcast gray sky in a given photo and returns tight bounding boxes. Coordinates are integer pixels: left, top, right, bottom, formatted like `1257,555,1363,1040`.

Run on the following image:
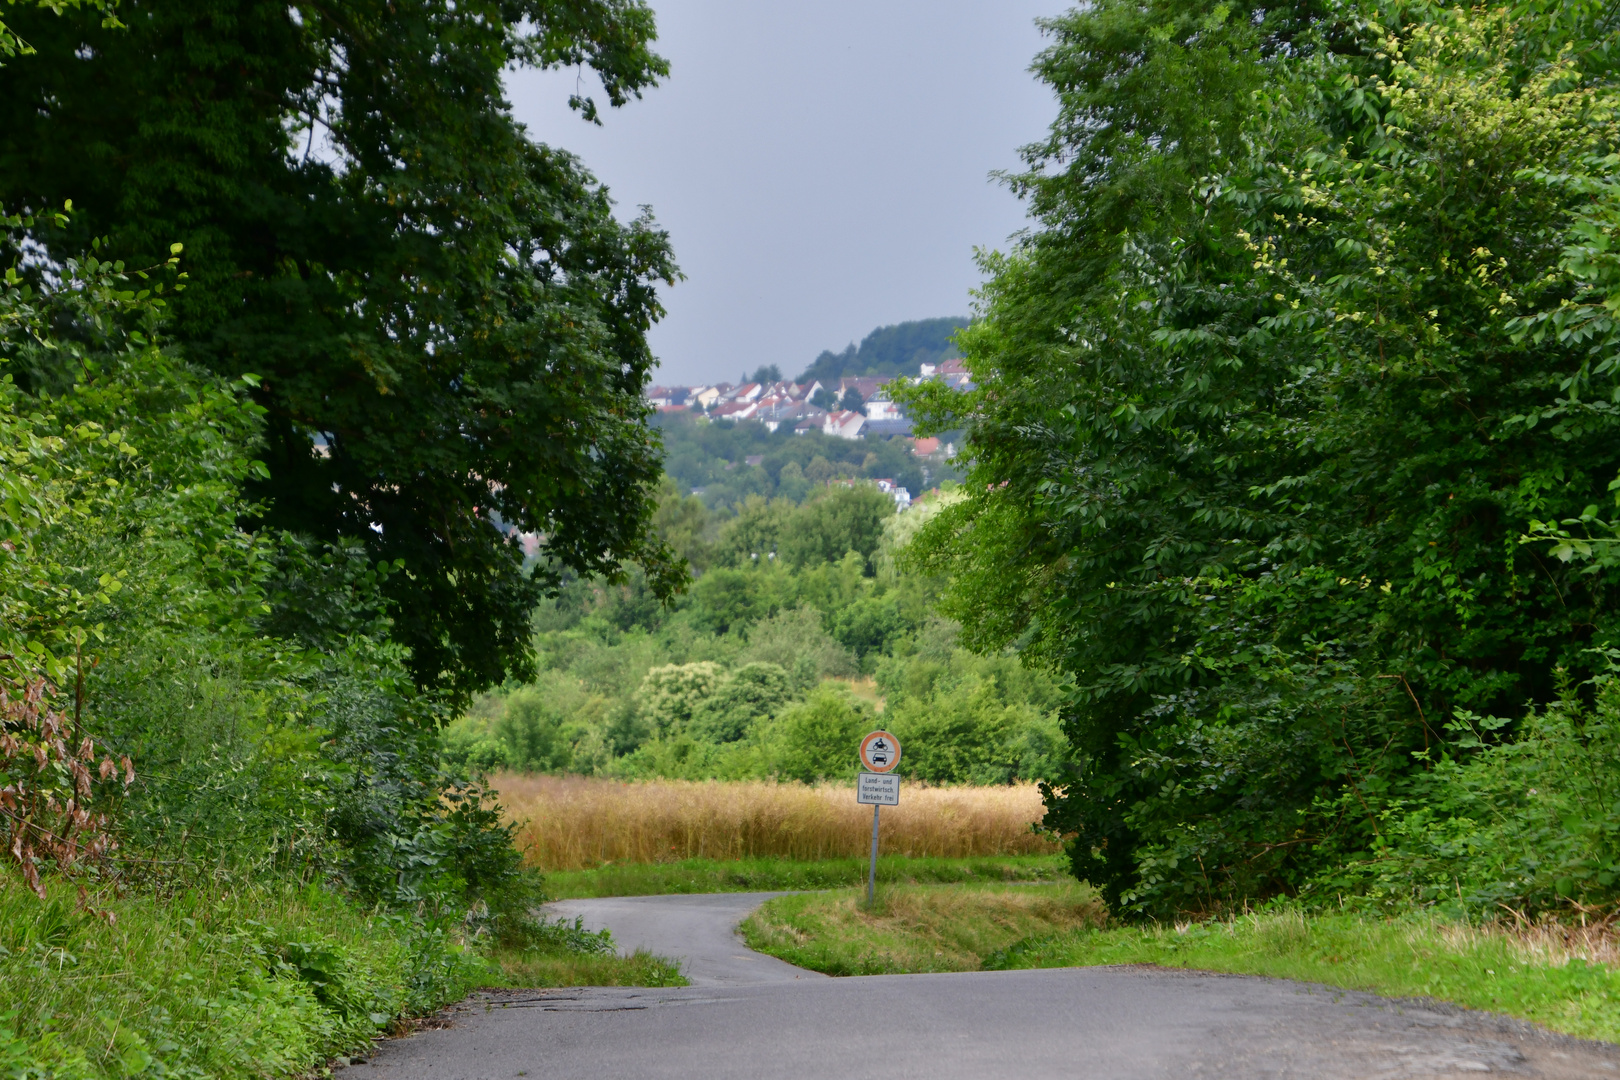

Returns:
505,0,1066,387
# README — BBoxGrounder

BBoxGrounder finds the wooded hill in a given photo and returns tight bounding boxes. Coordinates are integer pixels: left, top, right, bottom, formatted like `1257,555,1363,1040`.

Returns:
797,317,968,384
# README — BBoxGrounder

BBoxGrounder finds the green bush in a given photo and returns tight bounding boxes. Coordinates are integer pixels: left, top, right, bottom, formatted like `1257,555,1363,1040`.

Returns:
0,878,491,1080
739,605,858,689
765,685,873,783
1321,656,1620,916
691,662,792,743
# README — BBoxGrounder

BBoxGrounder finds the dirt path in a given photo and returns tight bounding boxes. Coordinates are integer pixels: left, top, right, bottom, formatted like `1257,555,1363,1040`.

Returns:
357,892,1620,1079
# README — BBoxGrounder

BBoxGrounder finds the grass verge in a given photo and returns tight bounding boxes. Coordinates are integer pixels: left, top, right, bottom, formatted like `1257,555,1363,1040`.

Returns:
0,879,681,1080
488,947,685,988
484,914,686,988
743,884,1620,1043
740,881,1106,975
542,853,1068,898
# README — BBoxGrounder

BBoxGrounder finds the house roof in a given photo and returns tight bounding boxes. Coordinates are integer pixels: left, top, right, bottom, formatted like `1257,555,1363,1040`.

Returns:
838,376,889,397
862,418,912,437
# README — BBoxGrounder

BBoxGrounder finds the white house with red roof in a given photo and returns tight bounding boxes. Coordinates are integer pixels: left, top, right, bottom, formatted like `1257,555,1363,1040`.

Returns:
823,409,866,440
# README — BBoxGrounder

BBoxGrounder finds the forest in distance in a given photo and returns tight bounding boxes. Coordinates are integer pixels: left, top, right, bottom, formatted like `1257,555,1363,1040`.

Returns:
445,480,1068,788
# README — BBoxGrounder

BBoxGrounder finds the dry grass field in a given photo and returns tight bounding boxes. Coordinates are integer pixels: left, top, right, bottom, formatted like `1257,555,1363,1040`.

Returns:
493,774,1060,871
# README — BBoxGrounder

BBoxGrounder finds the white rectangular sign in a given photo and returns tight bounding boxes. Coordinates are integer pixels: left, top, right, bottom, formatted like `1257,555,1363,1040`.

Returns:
856,771,900,805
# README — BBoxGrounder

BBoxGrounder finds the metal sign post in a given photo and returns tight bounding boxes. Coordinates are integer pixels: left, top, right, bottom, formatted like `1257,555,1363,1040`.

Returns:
856,731,902,907
869,801,880,907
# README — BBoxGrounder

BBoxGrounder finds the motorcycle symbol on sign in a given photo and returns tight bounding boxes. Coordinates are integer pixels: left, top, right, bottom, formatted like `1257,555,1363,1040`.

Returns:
859,730,901,773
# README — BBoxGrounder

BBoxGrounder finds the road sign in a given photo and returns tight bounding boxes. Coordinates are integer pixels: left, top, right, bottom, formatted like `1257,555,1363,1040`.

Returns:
859,730,901,773
858,731,903,907
857,771,900,805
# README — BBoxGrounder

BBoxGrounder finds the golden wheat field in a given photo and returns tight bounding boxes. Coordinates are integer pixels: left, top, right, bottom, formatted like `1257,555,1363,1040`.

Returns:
493,774,1060,871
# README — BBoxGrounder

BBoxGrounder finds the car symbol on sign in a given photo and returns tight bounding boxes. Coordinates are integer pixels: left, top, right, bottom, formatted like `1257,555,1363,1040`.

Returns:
860,730,901,773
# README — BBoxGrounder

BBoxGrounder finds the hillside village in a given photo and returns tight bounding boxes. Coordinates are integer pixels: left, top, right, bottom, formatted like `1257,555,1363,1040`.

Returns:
647,358,973,443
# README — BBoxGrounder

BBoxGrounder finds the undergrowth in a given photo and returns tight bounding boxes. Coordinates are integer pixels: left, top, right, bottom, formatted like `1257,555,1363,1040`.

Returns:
0,878,476,1080
0,878,685,1080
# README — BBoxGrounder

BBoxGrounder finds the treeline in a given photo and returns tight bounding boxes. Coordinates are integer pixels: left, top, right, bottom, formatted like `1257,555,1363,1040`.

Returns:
447,485,1068,786
796,317,968,384
903,0,1620,918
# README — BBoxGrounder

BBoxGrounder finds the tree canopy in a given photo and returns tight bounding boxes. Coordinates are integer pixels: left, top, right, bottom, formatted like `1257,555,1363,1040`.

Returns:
0,0,683,703
901,0,1620,915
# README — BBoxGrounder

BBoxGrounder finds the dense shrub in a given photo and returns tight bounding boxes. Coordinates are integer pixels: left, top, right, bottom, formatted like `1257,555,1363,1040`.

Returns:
0,231,539,1074
1323,655,1620,916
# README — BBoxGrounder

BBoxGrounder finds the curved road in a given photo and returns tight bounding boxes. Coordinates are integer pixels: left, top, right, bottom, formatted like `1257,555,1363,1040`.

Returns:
359,892,1620,1079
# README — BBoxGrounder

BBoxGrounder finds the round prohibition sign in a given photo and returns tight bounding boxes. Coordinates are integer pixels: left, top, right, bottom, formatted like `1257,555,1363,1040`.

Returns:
859,730,901,773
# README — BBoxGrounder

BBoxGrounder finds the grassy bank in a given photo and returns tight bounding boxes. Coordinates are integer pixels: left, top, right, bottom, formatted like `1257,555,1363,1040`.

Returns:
742,884,1620,1042
543,853,1068,898
741,881,1106,975
498,774,1058,870
0,879,681,1079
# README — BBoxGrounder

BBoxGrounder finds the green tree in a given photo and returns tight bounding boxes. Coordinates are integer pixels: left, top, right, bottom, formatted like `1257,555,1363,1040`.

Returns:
797,318,967,382
496,687,568,771
830,596,908,660
636,662,725,738
766,685,870,782
739,605,857,689
690,662,792,743
712,496,794,566
0,0,683,703
902,2,1620,914
0,0,116,61
776,460,812,503
653,476,713,572
779,486,894,570
689,568,773,635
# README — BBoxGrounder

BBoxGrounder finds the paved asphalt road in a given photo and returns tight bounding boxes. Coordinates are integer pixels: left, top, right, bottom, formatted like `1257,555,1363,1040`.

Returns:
356,892,1620,1079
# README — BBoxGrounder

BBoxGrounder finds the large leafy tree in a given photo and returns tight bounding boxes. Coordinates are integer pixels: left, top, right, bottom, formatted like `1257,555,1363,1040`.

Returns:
0,0,683,702
903,0,1620,913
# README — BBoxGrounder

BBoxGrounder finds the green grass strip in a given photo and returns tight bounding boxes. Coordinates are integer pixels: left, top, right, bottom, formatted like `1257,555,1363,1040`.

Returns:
541,853,1068,899
744,883,1620,1043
